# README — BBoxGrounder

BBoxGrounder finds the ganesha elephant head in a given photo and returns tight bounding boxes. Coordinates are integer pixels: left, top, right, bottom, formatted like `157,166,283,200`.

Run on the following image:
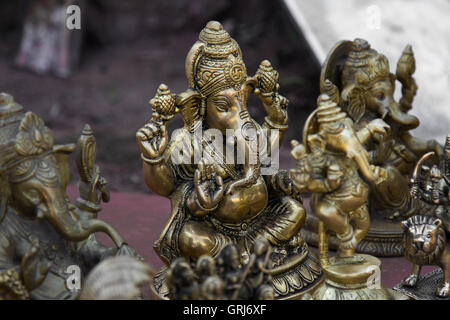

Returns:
306,94,383,185
320,38,419,130
174,21,280,192
0,93,124,247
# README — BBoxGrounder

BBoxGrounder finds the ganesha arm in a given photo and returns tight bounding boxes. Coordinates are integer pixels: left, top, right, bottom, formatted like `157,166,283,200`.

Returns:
142,149,177,198
399,131,443,159
356,118,391,146
259,90,289,152
307,177,341,193
291,167,342,194
262,120,285,159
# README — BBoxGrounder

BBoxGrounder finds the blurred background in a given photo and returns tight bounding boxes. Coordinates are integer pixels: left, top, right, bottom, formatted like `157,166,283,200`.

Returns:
0,0,320,193
2,0,447,194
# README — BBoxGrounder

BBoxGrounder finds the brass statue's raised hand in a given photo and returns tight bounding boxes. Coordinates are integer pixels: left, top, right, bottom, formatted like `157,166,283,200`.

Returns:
194,160,224,211
255,60,279,101
137,83,176,161
254,60,288,125
265,94,289,125
136,118,169,160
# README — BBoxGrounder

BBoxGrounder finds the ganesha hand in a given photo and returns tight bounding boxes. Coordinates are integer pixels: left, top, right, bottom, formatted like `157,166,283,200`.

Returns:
136,119,169,161
367,118,390,139
194,160,224,211
264,94,289,126
255,60,279,102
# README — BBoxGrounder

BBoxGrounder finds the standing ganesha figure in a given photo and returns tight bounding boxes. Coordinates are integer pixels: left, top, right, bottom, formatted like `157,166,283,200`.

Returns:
136,21,322,299
290,94,387,265
290,94,394,300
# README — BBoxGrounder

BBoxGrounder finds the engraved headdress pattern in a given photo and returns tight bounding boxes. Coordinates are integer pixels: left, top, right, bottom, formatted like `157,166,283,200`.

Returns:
342,38,390,88
185,21,247,97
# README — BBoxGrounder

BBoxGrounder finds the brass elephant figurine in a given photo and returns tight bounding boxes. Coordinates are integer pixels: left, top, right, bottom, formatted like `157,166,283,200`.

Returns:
137,21,322,299
0,93,135,299
301,38,443,257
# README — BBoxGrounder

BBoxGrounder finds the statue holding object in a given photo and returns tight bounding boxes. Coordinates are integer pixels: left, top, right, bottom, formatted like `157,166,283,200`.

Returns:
301,38,443,257
136,21,322,299
290,93,394,299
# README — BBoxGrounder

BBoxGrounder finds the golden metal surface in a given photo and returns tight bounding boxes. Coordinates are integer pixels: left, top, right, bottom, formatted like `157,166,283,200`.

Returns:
0,93,136,299
401,137,450,298
303,38,443,257
290,93,393,299
137,21,322,299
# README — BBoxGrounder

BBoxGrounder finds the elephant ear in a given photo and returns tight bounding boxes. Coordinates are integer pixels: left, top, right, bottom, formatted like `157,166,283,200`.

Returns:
185,41,205,90
52,143,76,191
340,84,365,123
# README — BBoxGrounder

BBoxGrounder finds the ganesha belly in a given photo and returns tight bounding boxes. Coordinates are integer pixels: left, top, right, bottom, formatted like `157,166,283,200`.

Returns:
136,21,322,299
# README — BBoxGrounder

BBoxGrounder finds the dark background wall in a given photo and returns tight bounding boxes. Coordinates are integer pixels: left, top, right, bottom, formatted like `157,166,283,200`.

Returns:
0,0,319,192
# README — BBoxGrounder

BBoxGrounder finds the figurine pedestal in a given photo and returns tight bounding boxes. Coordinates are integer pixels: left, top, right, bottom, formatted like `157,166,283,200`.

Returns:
312,254,393,300
302,211,405,257
393,269,449,300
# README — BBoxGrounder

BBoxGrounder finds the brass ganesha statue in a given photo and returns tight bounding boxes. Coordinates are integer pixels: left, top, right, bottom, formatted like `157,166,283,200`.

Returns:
302,38,443,256
136,21,322,299
290,93,387,265
290,93,393,300
0,93,135,300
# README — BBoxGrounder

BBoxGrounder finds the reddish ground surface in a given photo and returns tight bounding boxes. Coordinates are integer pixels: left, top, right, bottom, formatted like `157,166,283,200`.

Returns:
66,185,437,289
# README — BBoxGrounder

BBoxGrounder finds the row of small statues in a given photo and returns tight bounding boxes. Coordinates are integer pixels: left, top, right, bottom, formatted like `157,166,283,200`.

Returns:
0,20,448,300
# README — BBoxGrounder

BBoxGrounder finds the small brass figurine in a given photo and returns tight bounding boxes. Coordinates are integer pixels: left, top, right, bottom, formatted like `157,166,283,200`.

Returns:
401,216,449,298
302,38,443,256
166,238,274,300
0,93,136,299
137,21,322,299
290,93,393,299
400,136,450,298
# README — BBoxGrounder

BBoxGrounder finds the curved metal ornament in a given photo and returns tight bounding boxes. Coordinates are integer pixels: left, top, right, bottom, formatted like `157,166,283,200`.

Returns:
411,151,435,183
76,124,96,184
319,40,353,92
